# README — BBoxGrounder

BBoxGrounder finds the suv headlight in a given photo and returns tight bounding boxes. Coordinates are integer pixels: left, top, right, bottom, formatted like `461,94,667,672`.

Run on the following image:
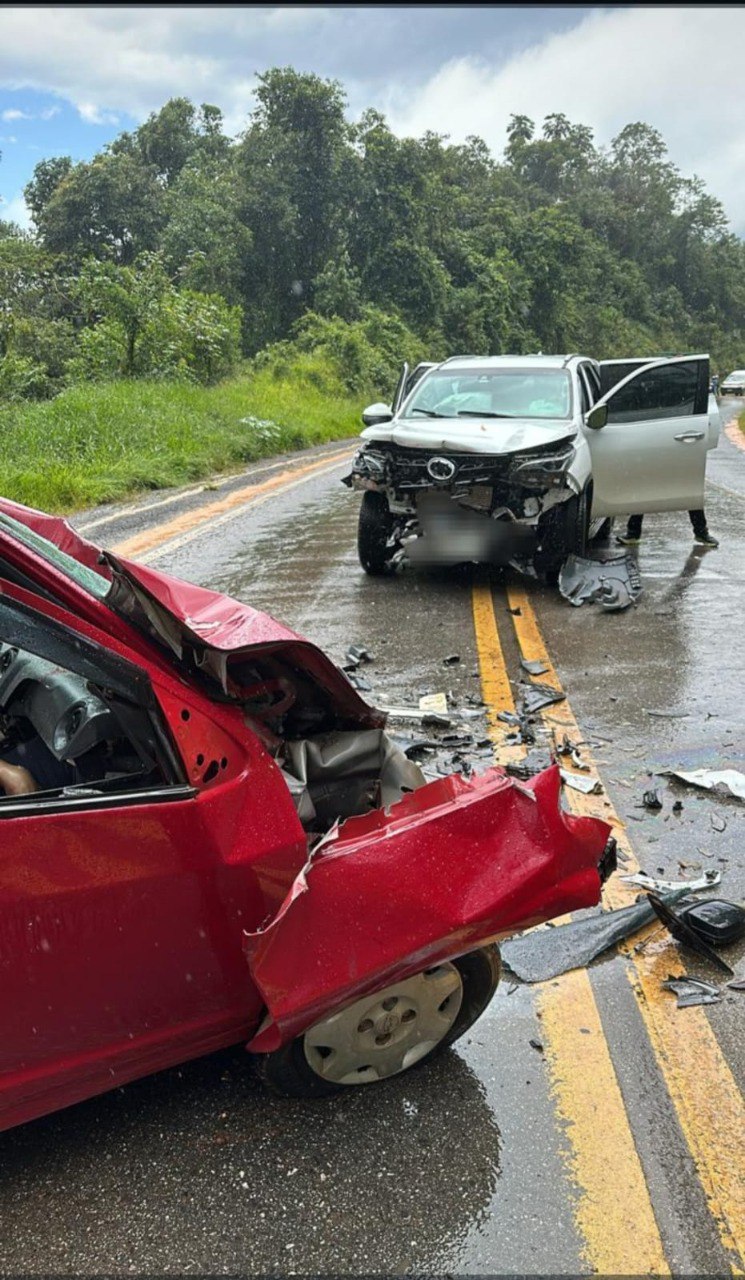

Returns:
510,443,575,488
352,448,387,480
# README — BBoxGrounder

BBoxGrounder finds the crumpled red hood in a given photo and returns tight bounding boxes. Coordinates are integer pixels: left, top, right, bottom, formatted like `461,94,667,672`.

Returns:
244,765,611,1052
0,499,380,725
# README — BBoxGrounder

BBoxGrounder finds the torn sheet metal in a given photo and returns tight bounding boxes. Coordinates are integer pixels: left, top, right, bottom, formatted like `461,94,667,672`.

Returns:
559,553,642,611
662,978,722,1008
662,768,745,801
501,888,692,983
244,765,610,1051
281,729,424,827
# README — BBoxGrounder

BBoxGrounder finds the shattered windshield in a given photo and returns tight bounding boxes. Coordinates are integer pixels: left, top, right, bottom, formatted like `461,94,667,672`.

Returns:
402,367,573,421
0,512,110,600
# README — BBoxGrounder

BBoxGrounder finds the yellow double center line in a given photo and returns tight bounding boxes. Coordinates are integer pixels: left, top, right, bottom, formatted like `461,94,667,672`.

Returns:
472,574,745,1274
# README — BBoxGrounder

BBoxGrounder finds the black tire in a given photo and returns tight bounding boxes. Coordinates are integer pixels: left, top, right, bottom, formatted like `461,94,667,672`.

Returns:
358,491,395,575
534,487,589,582
255,945,502,1099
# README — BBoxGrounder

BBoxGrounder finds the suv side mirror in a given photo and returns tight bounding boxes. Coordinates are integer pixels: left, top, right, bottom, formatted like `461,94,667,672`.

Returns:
586,403,608,430
362,403,393,427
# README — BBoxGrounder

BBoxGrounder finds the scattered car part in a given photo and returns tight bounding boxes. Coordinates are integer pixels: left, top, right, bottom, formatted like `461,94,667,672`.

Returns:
558,553,642,611
560,769,603,794
642,789,663,811
622,870,721,893
344,645,374,670
501,889,691,984
678,899,745,948
662,978,722,1008
647,894,735,975
521,682,566,714
419,692,448,715
662,768,745,801
520,658,549,676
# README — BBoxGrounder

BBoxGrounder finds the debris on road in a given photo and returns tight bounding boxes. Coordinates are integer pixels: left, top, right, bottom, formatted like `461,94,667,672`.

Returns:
622,870,721,893
419,691,449,715
641,788,663,811
661,768,745,801
644,708,690,719
520,658,549,677
343,644,374,670
501,889,691,983
380,705,452,728
647,894,738,975
558,553,642,611
442,653,461,666
662,978,722,1008
727,978,745,992
521,682,566,715
711,813,728,832
559,770,603,795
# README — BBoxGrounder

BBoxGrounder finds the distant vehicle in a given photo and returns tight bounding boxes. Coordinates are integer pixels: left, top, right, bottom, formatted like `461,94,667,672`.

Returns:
344,353,720,579
721,369,745,396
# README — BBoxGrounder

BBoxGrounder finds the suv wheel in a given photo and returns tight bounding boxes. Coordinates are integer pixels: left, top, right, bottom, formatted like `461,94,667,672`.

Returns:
535,487,589,582
358,491,397,575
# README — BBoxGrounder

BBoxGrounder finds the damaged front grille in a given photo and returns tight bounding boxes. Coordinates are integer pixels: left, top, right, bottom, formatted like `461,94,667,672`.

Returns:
384,446,512,491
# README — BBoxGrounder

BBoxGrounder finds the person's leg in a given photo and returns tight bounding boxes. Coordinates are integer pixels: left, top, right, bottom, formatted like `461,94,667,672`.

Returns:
688,510,719,546
616,513,643,544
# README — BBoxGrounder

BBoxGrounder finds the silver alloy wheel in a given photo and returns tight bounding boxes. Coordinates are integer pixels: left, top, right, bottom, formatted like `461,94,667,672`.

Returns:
303,961,464,1085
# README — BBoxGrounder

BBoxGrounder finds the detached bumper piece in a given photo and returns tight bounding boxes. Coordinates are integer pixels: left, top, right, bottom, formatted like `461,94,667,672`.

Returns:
244,764,610,1052
559,553,642,611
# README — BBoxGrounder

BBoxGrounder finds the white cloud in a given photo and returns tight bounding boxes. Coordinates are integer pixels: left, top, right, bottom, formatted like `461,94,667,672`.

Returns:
0,5,743,231
2,103,60,122
0,133,18,143
385,6,745,232
0,192,32,228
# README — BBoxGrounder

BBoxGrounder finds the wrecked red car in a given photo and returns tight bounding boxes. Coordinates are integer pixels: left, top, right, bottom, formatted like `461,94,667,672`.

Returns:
0,498,613,1131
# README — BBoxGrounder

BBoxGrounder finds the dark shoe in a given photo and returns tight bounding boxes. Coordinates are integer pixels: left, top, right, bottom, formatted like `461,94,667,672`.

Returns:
616,534,641,546
694,531,719,547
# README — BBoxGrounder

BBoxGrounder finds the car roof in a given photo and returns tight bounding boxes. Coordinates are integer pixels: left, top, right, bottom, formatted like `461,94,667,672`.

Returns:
725,370,745,377
437,354,587,371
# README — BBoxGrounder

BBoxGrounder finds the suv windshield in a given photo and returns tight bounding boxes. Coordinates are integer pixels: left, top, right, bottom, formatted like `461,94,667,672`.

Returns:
402,367,573,421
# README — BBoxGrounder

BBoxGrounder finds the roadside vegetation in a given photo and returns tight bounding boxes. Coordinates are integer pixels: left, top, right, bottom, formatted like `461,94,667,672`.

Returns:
0,357,361,511
1,67,743,510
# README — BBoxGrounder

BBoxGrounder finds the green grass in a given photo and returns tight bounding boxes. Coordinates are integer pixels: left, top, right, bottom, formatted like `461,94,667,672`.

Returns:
0,358,362,513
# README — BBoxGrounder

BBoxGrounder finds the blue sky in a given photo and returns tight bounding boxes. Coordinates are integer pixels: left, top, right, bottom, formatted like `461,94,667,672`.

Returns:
1,5,743,233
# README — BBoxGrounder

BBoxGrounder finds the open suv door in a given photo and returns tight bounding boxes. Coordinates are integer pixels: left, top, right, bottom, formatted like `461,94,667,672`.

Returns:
586,355,716,517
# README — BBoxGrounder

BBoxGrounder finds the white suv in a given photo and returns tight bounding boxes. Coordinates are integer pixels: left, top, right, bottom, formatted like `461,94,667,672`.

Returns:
343,353,720,578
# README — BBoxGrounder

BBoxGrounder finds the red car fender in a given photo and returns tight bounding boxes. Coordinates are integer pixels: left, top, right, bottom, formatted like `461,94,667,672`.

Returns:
244,765,610,1053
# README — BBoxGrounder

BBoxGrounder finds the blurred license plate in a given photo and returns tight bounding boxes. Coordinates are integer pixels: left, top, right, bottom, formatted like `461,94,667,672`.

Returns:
462,486,492,511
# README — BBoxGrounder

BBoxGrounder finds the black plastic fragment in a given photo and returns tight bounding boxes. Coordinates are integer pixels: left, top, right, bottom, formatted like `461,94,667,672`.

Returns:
647,893,735,975
521,682,567,715
679,899,745,948
642,789,663,811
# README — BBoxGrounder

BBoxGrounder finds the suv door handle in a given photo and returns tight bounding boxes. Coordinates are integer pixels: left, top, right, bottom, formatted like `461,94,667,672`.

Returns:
674,431,705,442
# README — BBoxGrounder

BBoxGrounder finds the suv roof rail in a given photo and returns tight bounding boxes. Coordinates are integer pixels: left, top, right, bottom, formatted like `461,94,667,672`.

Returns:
562,353,580,366
440,354,479,364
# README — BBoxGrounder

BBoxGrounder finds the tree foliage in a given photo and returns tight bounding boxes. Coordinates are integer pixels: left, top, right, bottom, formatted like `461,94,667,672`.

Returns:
4,72,745,404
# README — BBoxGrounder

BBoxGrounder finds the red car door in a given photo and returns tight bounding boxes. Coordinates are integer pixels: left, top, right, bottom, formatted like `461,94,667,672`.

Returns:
0,588,306,1132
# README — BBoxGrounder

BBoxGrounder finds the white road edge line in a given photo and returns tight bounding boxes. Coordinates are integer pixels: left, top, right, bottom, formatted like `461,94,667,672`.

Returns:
129,455,353,565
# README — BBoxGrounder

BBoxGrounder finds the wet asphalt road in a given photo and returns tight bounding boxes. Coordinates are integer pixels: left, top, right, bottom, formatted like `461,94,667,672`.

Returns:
1,405,744,1275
